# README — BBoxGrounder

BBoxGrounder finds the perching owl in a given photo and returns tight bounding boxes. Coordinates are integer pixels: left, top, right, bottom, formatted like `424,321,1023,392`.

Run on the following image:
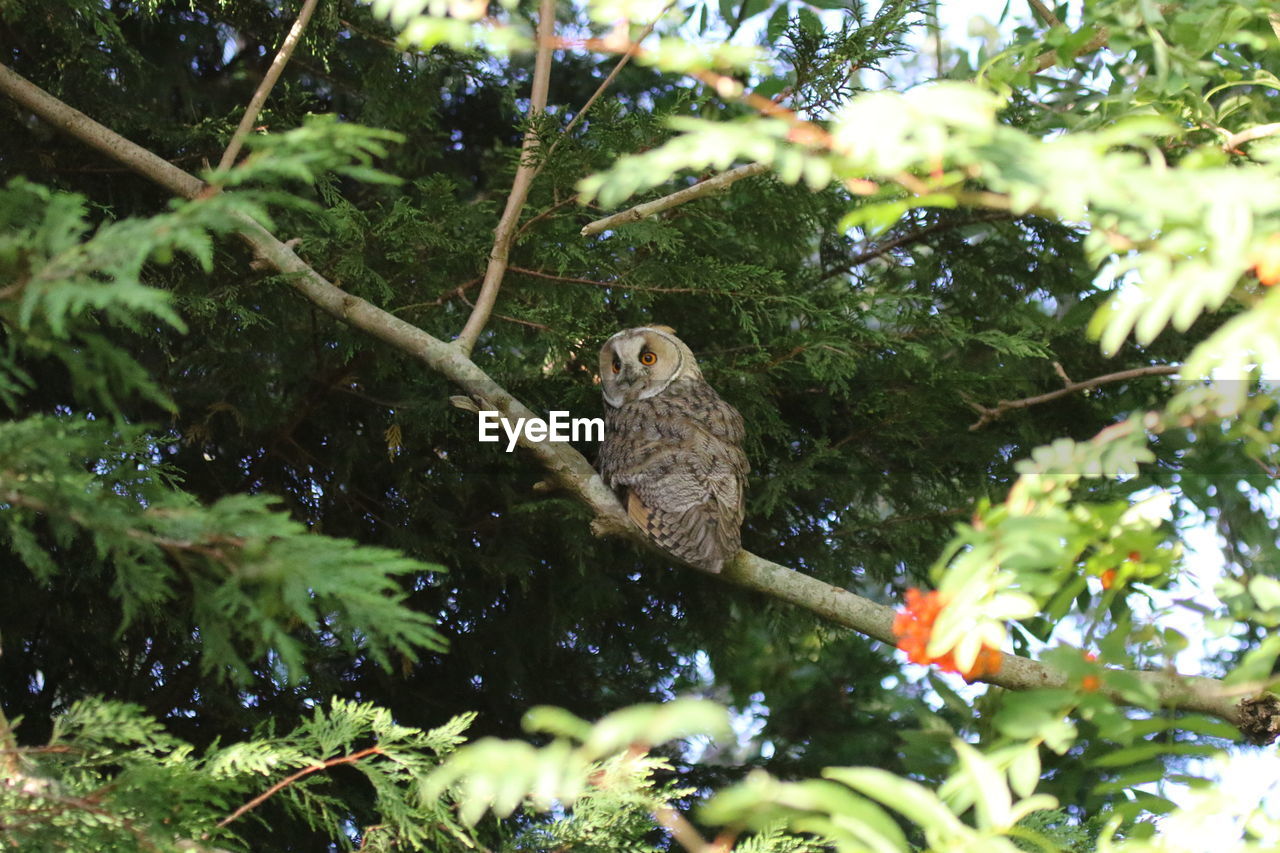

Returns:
597,326,749,573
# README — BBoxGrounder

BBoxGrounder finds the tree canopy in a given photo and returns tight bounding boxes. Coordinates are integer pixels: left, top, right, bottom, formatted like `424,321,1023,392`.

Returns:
1,0,1279,851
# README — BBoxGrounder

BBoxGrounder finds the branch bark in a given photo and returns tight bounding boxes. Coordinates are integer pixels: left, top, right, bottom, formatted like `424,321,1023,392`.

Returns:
818,210,1014,282
0,61,1256,730
454,0,556,355
966,364,1181,430
539,6,672,175
580,162,770,237
217,0,320,172
217,746,383,828
1224,122,1280,152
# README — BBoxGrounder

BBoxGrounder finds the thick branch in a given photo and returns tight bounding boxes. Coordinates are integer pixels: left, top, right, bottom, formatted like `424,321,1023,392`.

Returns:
0,64,203,199
217,0,320,172
0,703,18,778
655,805,716,853
1224,122,1280,152
1026,0,1063,28
0,61,1252,730
454,0,555,355
1030,4,1185,73
967,364,1180,430
580,163,770,237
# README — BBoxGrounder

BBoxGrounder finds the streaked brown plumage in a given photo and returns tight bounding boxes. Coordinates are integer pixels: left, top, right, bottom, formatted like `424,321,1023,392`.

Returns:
597,326,749,573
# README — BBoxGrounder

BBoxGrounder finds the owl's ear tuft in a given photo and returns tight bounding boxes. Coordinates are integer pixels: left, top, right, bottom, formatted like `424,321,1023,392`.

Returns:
648,324,677,335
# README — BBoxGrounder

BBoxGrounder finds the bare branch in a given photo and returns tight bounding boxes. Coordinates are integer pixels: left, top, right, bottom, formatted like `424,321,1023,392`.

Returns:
580,162,770,237
1026,0,1063,28
1029,4,1180,73
218,746,382,828
967,364,1180,430
0,704,18,778
0,63,204,199
508,265,704,294
0,60,1253,730
1224,122,1280,152
1032,27,1110,73
819,210,1013,281
655,805,715,853
539,5,674,172
454,0,556,356
217,0,320,172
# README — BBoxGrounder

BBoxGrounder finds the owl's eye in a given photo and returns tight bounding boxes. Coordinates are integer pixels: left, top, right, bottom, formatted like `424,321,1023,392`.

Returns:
639,350,657,366
612,357,621,373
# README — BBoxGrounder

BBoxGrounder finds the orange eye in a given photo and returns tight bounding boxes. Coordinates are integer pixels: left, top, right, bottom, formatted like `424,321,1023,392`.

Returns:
639,351,657,366
611,357,621,373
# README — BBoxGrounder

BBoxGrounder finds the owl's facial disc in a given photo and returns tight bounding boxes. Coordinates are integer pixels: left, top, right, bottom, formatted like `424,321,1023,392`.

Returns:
600,327,694,407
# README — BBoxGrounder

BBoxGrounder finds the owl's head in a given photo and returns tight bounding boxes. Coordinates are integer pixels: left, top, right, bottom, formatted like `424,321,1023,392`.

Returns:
599,325,703,407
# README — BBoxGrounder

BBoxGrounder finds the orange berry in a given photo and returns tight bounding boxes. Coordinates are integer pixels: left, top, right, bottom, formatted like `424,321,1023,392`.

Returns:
1249,234,1280,286
1082,674,1101,692
1100,569,1117,589
893,588,1002,680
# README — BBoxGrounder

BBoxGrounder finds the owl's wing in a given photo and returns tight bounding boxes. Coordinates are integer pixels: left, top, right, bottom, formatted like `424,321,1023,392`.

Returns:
605,390,748,573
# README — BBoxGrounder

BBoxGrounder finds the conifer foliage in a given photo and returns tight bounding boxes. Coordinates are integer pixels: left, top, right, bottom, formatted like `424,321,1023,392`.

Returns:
2,0,1279,851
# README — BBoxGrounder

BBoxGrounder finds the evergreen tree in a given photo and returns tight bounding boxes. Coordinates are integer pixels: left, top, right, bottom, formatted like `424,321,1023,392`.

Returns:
1,0,1278,850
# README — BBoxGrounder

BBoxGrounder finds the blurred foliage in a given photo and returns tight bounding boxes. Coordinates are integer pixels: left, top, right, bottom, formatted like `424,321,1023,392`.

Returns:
1,0,1278,850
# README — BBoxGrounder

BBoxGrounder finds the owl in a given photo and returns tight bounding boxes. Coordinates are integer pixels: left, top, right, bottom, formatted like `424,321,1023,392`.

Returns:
597,326,749,573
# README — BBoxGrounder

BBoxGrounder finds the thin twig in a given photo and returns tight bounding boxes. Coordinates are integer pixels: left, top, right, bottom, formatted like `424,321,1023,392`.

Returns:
508,265,707,294
580,163,770,236
455,287,550,331
0,488,246,562
392,277,483,314
514,195,580,239
217,0,320,172
454,0,556,355
967,364,1180,430
655,805,714,853
217,746,383,828
818,210,1014,281
538,4,674,173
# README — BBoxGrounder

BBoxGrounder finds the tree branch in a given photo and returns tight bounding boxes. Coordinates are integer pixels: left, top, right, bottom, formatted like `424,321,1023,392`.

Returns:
508,265,705,294
0,61,1256,731
655,804,717,853
1224,122,1280,152
454,0,555,356
580,163,770,237
1032,25,1110,73
1026,0,1062,28
0,703,19,779
217,0,320,172
1029,4,1182,73
217,746,383,828
966,364,1181,430
818,210,1014,282
538,5,673,174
